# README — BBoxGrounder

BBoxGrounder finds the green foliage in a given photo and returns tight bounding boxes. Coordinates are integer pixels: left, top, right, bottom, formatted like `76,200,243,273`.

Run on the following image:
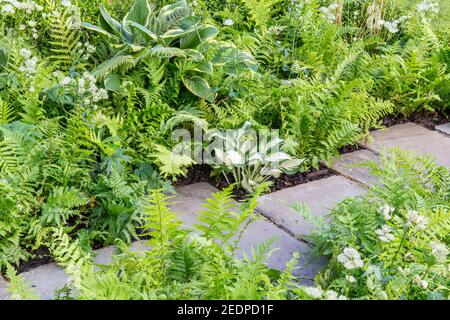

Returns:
298,150,450,300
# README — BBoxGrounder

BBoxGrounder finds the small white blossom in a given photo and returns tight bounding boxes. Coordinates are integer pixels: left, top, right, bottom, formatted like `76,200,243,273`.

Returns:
1,4,15,14
324,290,347,300
20,48,32,59
404,252,415,262
303,286,323,299
406,211,429,230
60,77,73,85
337,247,364,270
223,18,234,26
346,275,356,283
376,224,395,242
429,241,448,264
379,204,394,220
417,1,439,14
28,20,37,27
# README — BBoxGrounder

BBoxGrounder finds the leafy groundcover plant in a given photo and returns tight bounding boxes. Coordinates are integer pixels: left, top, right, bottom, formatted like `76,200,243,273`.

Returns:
297,149,449,300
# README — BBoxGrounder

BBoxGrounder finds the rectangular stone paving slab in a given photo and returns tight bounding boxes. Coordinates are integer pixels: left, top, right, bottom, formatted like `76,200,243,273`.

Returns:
363,123,450,167
436,123,450,136
173,182,325,283
0,276,8,300
257,176,367,239
331,149,380,186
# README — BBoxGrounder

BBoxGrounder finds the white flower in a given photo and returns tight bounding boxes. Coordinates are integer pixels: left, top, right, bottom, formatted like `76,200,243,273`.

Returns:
19,24,26,30
406,210,429,230
379,204,394,220
60,76,73,85
383,20,400,33
28,20,37,27
404,252,415,262
429,241,449,264
20,48,32,59
337,247,364,270
324,290,347,300
303,286,323,299
2,4,15,14
376,224,395,242
417,1,439,13
412,275,428,289
345,275,356,283
223,18,234,26
61,0,72,7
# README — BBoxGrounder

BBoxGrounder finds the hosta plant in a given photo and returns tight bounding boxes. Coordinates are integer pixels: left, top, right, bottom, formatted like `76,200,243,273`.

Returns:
207,121,303,193
82,0,257,101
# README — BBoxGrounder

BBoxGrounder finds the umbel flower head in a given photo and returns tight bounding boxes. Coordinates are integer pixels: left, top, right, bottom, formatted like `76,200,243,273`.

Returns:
337,247,364,270
406,210,429,230
429,241,449,264
376,224,395,242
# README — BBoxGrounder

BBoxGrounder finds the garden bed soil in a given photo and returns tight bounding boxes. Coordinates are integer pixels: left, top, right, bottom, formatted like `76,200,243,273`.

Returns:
382,110,448,130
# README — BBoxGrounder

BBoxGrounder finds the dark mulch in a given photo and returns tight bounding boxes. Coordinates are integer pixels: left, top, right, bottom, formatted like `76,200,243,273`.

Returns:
16,247,53,274
382,110,448,130
176,164,334,201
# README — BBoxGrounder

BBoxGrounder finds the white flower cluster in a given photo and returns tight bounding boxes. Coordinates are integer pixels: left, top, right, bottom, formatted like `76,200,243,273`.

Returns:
412,275,428,289
320,3,339,22
59,72,108,107
223,18,234,26
376,224,395,242
18,48,38,76
378,16,408,34
1,0,43,15
406,210,429,230
18,19,38,38
267,25,285,36
76,42,96,61
417,1,439,14
303,286,347,300
379,204,394,220
429,241,448,264
337,247,364,270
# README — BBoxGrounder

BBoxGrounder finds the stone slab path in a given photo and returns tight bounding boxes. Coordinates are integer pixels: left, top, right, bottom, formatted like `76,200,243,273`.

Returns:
362,123,450,167
257,176,367,239
2,122,449,300
330,150,379,186
171,183,325,282
436,123,450,136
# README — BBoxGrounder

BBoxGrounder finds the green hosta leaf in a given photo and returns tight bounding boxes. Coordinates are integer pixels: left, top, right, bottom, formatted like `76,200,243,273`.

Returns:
128,21,158,42
182,75,215,101
180,25,219,49
124,0,152,27
104,74,122,92
99,5,122,37
81,22,114,38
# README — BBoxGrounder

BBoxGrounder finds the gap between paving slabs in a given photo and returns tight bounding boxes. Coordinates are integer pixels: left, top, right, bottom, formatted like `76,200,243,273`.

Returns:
4,122,448,300
0,182,327,300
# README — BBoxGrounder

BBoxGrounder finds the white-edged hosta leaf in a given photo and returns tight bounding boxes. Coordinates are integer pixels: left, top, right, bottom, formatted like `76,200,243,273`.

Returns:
182,75,215,101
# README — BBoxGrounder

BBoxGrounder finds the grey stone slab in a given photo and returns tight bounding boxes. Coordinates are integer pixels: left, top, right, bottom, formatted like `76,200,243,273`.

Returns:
363,123,450,167
170,182,221,228
173,182,324,282
21,262,70,300
0,276,8,300
436,123,450,136
235,219,325,284
331,150,380,186
257,176,367,238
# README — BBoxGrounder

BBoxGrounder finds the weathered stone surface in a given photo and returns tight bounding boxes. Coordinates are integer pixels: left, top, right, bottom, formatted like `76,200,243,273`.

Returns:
363,123,450,167
257,176,367,238
21,262,70,300
0,276,8,300
235,219,325,284
173,183,325,282
170,182,219,228
331,150,380,186
436,123,450,136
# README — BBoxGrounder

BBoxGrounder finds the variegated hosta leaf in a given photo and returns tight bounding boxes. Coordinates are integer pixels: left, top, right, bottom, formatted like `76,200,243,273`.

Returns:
266,152,291,163
123,0,152,28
